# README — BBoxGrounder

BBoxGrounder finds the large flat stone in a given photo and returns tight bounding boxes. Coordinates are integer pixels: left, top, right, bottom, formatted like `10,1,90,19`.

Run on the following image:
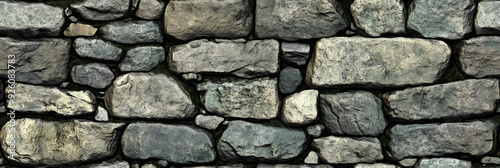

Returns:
475,0,500,35
100,21,163,44
458,36,500,78
70,0,130,21
312,136,383,164
74,38,123,62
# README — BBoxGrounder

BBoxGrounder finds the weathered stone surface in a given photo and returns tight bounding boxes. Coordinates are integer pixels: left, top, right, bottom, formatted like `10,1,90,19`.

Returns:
64,23,98,37
304,151,319,164
197,78,280,119
384,79,500,121
306,124,325,138
388,121,496,159
0,1,65,37
279,67,302,94
105,73,197,119
351,0,406,37
122,123,216,164
313,136,383,164
100,21,163,44
0,38,70,85
482,156,500,166
164,0,252,41
218,120,307,162
136,0,164,20
72,63,115,89
320,91,387,136
255,0,348,41
74,38,123,62
399,158,418,167
7,83,96,116
86,161,130,168
95,106,109,122
281,42,310,67
195,114,224,130
70,0,130,21
119,46,165,72
407,0,475,40
0,118,124,166
281,89,319,126
257,165,333,168
169,39,279,78
475,1,500,35
458,36,500,78
306,37,450,88
355,163,399,168
415,158,472,168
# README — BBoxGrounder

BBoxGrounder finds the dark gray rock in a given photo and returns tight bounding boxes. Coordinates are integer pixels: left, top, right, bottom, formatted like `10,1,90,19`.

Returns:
306,124,325,138
415,158,472,168
351,0,406,37
281,42,311,67
70,0,130,21
119,46,165,72
281,89,319,126
313,136,383,164
71,63,115,89
74,38,123,62
257,165,333,168
475,1,500,35
458,36,500,78
136,0,164,20
279,67,302,94
100,21,163,44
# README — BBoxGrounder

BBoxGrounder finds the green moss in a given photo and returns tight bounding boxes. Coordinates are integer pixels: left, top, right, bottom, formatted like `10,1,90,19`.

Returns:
489,114,500,125
438,60,465,83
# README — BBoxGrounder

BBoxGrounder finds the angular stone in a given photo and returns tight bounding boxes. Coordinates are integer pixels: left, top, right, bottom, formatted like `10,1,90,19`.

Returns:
7,83,96,116
182,73,203,82
306,124,325,138
105,73,197,119
281,89,319,126
95,106,110,122
475,1,500,35
195,114,224,130
407,0,475,40
157,160,169,168
0,38,70,85
70,0,130,21
136,0,164,20
169,39,279,78
281,42,311,67
313,136,383,164
257,165,333,168
304,151,319,164
164,0,252,41
306,37,450,88
100,21,163,44
74,38,123,62
279,67,302,94
122,123,216,164
218,120,307,162
415,158,472,168
458,36,500,78
71,63,115,89
63,23,98,37
388,121,496,159
197,78,280,119
482,156,500,166
351,0,406,37
384,79,500,121
0,118,124,166
142,164,156,168
86,161,130,168
354,163,399,168
0,1,65,37
119,46,165,72
320,91,387,136
255,0,348,41
399,158,418,167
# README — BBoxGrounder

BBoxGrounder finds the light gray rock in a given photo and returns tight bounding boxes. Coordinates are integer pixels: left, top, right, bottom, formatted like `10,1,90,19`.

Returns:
164,0,252,41
218,120,307,162
279,67,302,94
415,158,472,168
169,39,279,78
306,37,450,88
87,161,130,168
197,78,280,119
105,73,197,119
475,0,500,35
100,21,163,44
195,114,225,130
72,63,115,89
65,7,72,16
157,160,168,168
482,156,500,166
281,89,319,126
355,163,399,168
119,46,165,72
351,0,406,37
0,118,124,166
255,0,348,41
74,38,123,62
64,23,98,37
257,165,333,168
95,106,109,122
399,158,418,167
122,123,216,164
306,124,325,138
136,0,164,20
320,91,387,136
182,73,203,82
7,83,96,116
304,151,319,164
313,136,383,164
0,38,70,85
70,16,78,22
0,1,65,37
458,36,500,78
388,121,496,160
281,42,311,67
70,0,130,21
407,0,475,40
141,164,156,168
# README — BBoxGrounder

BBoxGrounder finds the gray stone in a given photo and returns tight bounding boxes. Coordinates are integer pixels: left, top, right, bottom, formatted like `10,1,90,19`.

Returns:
100,21,163,44
355,163,399,168
164,0,252,41
384,79,500,121
122,123,216,164
72,63,115,89
306,37,450,88
475,0,500,35
415,158,472,168
136,0,164,20
182,73,203,82
304,151,319,164
255,0,348,41
306,124,325,138
351,0,406,37
0,1,65,37
313,136,383,164
0,38,70,85
388,121,496,159
105,73,197,119
195,114,225,130
218,120,307,162
65,7,72,16
407,0,475,40
64,23,98,37
197,78,280,119
281,43,311,67
399,158,418,167
70,16,78,22
132,164,140,168
70,0,130,21
0,118,124,166
60,82,70,88
95,106,109,122
482,156,500,166
157,160,168,168
74,38,123,62
7,83,96,116
279,67,302,94
87,161,130,168
169,39,279,78
141,164,156,168
132,0,140,8
281,89,319,126
119,46,165,72
458,36,500,78
320,91,387,136
257,165,333,168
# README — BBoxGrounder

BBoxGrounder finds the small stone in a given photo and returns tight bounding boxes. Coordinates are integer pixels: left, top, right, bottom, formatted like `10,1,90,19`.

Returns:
100,21,163,44
157,160,169,168
482,156,500,166
141,164,156,168
281,89,319,126
345,30,356,36
136,0,164,20
257,165,333,168
64,23,98,37
132,163,140,168
313,136,383,164
475,0,500,35
281,42,311,67
74,38,123,62
60,82,70,88
87,161,130,168
354,163,399,168
279,67,302,94
182,73,203,82
71,63,115,89
95,106,109,122
458,36,500,78
351,0,406,37
195,114,225,130
119,46,165,72
415,158,472,168
70,0,130,21
70,16,78,22
304,151,319,164
399,158,418,167
306,124,325,138
64,7,72,16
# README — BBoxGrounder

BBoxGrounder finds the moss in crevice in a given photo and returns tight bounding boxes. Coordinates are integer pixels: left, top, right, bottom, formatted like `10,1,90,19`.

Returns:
337,0,355,23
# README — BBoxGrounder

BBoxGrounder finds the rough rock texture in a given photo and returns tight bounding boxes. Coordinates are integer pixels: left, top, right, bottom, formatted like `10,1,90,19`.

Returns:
351,0,406,37
458,36,500,78
169,39,279,78
218,120,307,162
306,124,325,138
72,63,115,89
197,78,280,119
281,42,310,67
255,0,348,41
482,156,500,166
388,121,496,159
313,136,383,164
400,158,418,167
86,161,130,168
64,23,98,37
122,123,216,164
119,46,165,72
257,165,333,168
281,90,319,126
100,21,163,44
306,37,450,88
195,114,225,130
0,38,70,85
105,73,197,119
415,158,472,168
136,0,164,20
475,0,500,35
164,0,252,41
95,106,109,122
0,118,124,166
279,67,302,94
304,151,319,164
74,38,123,62
70,0,130,21
320,91,387,136
407,0,475,40
355,163,399,168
